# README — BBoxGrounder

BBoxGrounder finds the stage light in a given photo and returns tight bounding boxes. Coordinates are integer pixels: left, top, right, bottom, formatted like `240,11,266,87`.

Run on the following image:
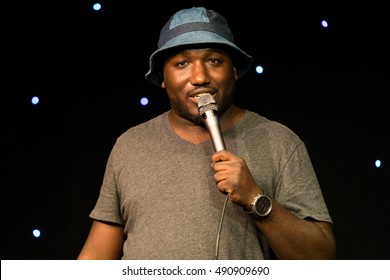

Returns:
375,159,381,168
256,65,264,74
140,97,149,106
321,20,328,28
31,96,39,105
93,3,102,11
32,229,41,238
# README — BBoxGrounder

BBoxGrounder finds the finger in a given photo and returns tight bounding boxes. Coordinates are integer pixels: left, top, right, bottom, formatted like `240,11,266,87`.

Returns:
211,160,226,171
211,150,230,163
213,169,228,183
211,157,224,167
216,180,230,195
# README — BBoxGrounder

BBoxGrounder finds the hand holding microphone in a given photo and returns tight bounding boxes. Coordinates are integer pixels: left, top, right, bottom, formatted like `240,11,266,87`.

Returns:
197,93,261,205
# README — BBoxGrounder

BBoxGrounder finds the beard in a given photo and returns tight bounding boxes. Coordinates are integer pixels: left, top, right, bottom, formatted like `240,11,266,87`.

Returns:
169,97,205,126
168,84,236,127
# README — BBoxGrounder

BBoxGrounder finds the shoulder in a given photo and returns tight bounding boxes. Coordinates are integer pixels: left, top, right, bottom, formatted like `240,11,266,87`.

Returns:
118,112,168,141
243,110,301,143
105,112,169,164
106,112,170,156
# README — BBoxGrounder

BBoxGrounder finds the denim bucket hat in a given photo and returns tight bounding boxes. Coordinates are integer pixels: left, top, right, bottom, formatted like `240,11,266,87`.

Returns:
145,7,253,86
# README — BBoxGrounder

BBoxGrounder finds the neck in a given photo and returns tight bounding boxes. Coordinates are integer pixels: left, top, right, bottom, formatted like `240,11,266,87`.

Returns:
168,105,245,145
219,105,245,132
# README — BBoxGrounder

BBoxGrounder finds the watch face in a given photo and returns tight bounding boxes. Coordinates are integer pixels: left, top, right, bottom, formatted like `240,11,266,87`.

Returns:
255,196,272,216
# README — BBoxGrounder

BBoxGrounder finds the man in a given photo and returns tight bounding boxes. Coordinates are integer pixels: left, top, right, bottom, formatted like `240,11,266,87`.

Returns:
78,6,336,260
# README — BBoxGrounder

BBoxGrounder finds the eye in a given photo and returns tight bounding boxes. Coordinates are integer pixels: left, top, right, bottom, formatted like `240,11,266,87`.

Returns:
176,60,188,67
208,58,222,65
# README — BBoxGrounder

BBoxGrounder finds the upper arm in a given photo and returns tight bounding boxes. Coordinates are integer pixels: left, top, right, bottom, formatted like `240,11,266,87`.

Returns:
77,220,126,260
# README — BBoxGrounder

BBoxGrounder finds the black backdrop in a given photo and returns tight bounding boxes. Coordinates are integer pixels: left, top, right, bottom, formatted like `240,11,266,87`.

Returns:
3,0,389,259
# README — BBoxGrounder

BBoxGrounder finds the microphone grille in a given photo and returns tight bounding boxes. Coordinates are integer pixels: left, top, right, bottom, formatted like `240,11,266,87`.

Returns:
197,94,216,108
197,94,218,115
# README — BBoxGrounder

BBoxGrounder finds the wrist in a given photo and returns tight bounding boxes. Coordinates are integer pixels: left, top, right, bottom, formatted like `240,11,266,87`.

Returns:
245,192,272,220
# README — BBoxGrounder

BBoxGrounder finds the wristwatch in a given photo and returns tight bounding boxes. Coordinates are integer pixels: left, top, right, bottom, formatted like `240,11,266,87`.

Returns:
245,193,272,219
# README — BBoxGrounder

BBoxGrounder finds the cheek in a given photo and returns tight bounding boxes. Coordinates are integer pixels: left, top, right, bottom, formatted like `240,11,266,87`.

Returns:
162,71,188,93
164,69,186,86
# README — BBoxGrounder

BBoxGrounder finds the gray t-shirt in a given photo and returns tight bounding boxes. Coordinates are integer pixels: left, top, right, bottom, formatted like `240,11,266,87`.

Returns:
90,110,332,259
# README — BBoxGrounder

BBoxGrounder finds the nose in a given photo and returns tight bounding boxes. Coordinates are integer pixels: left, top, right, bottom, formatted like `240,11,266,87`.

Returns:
190,61,210,85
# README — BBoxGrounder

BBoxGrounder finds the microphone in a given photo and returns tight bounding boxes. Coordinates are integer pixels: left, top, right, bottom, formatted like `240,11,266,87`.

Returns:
197,93,228,260
197,94,226,152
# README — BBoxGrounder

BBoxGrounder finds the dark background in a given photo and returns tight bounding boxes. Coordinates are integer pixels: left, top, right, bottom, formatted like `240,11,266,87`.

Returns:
2,0,389,259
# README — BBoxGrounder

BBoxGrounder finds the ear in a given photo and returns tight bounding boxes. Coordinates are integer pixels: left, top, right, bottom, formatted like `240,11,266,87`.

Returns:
234,67,239,80
159,72,166,88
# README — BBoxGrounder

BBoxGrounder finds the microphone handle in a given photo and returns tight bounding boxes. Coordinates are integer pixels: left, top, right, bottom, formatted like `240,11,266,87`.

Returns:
201,110,226,152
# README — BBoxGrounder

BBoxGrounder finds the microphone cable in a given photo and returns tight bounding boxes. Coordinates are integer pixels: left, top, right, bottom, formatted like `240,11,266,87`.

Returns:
215,195,229,260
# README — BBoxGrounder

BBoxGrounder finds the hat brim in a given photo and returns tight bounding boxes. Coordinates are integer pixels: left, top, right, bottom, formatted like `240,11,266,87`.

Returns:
145,31,252,86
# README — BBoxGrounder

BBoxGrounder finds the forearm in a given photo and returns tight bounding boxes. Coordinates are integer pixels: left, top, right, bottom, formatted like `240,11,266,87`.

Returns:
77,220,125,260
255,199,336,260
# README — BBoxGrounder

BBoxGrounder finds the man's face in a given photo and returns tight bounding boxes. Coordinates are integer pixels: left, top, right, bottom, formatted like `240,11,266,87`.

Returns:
161,48,238,126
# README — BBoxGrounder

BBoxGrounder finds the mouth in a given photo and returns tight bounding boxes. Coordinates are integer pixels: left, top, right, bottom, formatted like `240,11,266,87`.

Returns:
189,88,215,97
189,89,216,102
189,93,216,106
194,93,211,98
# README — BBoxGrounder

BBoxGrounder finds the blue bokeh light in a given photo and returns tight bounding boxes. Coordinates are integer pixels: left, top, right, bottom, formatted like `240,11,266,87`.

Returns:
31,96,39,105
140,97,149,106
93,3,102,11
256,65,264,74
32,229,41,238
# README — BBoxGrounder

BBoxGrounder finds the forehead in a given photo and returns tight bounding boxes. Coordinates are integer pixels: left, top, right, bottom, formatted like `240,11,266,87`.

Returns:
167,47,231,59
